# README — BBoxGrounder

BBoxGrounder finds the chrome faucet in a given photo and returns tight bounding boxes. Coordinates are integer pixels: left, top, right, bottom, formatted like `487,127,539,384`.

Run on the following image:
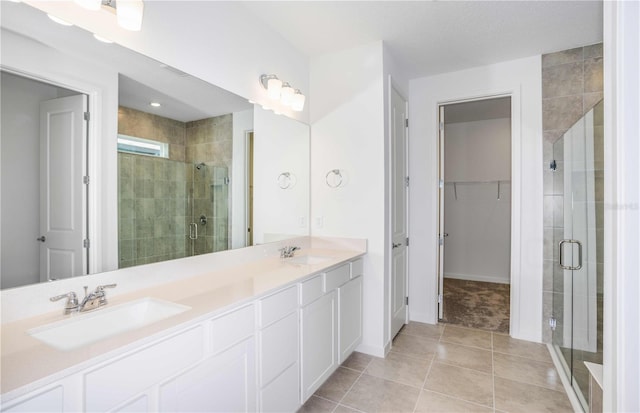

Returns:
50,284,117,315
280,246,301,258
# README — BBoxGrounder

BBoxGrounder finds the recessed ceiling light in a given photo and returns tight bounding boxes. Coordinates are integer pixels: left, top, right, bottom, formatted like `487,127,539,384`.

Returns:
93,34,113,44
47,14,73,26
150,102,161,108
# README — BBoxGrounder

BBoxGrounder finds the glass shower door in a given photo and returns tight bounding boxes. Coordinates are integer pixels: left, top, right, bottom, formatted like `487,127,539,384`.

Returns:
552,101,603,411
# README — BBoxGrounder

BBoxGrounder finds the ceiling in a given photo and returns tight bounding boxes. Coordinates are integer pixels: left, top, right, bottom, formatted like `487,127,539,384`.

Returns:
241,1,603,79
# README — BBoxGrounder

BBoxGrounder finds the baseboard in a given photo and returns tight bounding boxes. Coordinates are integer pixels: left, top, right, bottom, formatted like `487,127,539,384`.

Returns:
354,342,386,358
444,272,510,285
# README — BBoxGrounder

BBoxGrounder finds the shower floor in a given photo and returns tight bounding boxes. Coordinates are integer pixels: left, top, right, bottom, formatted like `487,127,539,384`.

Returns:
441,278,510,333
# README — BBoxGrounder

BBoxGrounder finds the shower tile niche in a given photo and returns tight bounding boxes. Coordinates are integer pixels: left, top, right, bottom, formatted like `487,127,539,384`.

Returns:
117,107,233,268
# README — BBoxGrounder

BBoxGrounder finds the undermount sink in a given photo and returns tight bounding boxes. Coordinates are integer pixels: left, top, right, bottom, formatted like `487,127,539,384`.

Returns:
28,297,191,351
285,255,333,265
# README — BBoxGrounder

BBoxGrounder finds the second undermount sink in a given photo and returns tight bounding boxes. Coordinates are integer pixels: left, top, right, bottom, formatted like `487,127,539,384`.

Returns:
28,297,191,351
285,255,334,265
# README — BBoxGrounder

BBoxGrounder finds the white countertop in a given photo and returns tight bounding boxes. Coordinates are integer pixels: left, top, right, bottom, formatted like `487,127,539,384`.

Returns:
1,245,365,396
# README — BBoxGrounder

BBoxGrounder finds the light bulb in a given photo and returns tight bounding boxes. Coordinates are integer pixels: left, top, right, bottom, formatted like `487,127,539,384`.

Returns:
117,0,144,31
280,82,294,106
291,91,305,112
267,78,282,100
74,0,101,11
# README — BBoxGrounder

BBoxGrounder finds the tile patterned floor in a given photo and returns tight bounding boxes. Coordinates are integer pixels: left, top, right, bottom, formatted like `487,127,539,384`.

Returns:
298,322,573,413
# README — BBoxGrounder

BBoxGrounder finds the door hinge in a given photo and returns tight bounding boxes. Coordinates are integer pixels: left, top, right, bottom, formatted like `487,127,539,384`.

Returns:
439,179,444,189
439,122,444,131
406,237,409,247
84,111,90,121
405,118,409,128
405,176,410,187
83,239,90,248
83,175,90,185
549,317,557,331
405,296,409,305
438,236,443,246
437,294,443,303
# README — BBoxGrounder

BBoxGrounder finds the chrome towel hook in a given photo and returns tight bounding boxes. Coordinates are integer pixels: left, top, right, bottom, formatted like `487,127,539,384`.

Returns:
277,172,295,189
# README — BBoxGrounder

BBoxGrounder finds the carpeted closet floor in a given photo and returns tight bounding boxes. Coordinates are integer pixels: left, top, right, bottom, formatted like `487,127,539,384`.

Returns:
441,278,510,333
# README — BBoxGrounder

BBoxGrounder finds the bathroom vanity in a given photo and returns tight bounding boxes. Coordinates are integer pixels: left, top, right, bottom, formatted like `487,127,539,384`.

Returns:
0,238,365,412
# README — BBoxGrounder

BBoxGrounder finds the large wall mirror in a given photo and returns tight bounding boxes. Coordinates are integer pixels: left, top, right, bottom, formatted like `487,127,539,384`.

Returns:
0,2,310,290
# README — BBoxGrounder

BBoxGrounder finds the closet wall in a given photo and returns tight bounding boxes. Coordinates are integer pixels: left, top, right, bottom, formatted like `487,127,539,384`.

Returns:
444,116,511,284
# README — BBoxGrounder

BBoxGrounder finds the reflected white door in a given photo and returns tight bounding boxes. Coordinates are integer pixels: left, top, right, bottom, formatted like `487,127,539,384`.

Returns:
39,95,87,281
390,83,409,338
437,105,445,319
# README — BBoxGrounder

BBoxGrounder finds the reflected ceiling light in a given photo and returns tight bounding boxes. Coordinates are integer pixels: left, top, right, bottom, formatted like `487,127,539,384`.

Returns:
74,0,101,11
47,14,74,26
116,0,144,31
291,90,306,112
93,33,113,43
259,74,305,112
149,102,161,108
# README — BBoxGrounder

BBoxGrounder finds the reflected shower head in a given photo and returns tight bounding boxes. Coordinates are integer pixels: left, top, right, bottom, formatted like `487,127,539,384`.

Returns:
196,162,205,170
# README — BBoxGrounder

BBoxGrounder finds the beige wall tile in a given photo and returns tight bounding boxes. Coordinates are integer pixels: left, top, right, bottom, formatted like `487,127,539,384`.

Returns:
542,62,583,98
542,47,583,68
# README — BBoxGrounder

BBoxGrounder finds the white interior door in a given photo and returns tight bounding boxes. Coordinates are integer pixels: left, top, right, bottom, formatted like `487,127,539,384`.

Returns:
437,105,445,320
390,83,409,339
39,94,87,281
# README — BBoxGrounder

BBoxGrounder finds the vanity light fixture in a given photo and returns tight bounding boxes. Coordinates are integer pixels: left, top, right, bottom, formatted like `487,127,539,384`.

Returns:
71,0,144,31
260,74,306,111
74,0,101,11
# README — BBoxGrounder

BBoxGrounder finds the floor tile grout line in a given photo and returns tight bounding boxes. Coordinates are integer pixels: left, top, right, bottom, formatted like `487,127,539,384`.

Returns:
331,357,373,412
412,351,437,413
491,332,497,413
428,359,494,376
420,389,496,411
492,372,568,394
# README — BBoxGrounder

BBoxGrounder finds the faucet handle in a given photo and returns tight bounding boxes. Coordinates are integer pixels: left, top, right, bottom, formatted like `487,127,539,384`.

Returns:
96,283,117,305
97,283,117,291
50,292,79,315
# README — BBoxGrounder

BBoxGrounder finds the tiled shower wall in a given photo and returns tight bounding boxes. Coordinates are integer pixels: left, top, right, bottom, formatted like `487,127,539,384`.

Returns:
117,108,233,268
541,43,603,343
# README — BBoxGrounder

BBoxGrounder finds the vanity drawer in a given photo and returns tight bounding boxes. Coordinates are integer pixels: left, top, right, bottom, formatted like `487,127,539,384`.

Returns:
259,285,298,328
351,258,364,278
84,325,204,412
325,264,350,291
300,274,325,306
211,304,255,354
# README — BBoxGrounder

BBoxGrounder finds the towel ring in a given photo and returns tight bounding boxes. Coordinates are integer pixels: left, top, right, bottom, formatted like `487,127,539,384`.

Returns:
277,172,293,189
326,169,343,188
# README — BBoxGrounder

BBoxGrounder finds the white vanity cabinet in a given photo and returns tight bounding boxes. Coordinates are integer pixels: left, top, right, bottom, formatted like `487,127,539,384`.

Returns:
300,259,364,402
257,285,300,412
1,256,365,413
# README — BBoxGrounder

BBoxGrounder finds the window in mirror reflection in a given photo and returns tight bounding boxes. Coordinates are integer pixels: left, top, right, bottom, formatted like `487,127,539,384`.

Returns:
117,107,234,268
117,134,169,158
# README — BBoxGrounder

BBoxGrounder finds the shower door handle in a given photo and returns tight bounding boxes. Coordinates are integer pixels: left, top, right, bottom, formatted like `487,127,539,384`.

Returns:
189,223,198,240
559,239,583,270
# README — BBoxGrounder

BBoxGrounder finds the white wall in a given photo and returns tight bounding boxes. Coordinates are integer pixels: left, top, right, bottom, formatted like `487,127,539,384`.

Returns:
310,41,387,356
0,73,58,288
231,109,253,249
603,1,640,411
409,56,543,342
253,107,309,244
0,29,119,278
443,118,511,284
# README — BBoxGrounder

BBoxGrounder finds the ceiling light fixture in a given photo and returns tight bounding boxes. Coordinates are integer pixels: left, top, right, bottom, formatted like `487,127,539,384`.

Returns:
259,74,305,112
149,102,161,108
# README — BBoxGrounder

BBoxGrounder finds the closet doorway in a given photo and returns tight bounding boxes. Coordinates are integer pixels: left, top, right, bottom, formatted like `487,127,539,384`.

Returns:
437,97,512,333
